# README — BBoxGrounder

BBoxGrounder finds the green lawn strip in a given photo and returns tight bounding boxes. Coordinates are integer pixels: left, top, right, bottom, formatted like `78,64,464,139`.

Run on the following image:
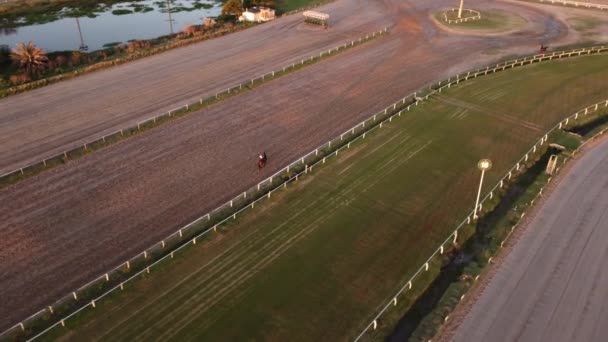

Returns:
434,9,526,32
25,55,607,342
278,0,332,13
0,29,387,189
566,110,608,138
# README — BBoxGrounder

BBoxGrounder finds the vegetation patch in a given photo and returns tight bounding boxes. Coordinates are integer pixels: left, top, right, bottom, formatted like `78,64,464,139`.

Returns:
0,1,114,28
434,9,527,33
566,110,608,138
111,8,133,15
277,0,331,13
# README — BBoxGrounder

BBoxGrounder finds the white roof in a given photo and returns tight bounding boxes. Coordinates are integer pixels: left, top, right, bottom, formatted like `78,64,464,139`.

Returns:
303,11,330,20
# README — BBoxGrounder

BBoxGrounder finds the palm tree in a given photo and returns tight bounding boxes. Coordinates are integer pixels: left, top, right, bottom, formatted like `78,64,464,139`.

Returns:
11,41,48,76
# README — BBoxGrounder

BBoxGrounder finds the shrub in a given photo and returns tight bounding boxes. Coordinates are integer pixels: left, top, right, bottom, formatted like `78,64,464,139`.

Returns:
9,73,31,85
0,45,10,67
10,41,49,75
222,0,243,16
127,40,151,53
183,24,198,36
54,54,67,66
70,51,84,65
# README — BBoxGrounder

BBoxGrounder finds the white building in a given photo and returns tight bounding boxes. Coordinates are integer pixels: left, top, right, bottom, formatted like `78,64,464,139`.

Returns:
239,7,276,23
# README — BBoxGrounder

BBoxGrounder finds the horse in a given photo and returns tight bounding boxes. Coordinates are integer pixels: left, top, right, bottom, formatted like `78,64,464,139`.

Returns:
258,153,267,169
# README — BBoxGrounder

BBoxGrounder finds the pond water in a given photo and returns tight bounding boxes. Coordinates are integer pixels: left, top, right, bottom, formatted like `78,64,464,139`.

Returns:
0,0,222,52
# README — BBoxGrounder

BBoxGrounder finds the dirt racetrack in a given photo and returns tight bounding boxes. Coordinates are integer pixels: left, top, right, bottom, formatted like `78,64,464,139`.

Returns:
0,0,391,174
0,0,604,332
447,136,608,342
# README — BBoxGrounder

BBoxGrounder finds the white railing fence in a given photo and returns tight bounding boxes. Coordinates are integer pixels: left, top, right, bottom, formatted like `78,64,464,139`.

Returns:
1,45,606,342
536,0,608,10
442,8,482,24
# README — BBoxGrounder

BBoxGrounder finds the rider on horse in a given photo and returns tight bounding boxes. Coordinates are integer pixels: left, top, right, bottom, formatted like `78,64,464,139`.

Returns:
258,152,268,168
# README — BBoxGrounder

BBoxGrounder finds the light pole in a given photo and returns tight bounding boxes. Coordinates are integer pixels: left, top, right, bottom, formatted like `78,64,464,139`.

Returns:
473,158,492,220
458,0,464,19
75,18,88,51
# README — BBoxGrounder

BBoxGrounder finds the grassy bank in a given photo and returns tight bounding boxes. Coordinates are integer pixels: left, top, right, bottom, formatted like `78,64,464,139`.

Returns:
404,107,608,342
16,55,607,342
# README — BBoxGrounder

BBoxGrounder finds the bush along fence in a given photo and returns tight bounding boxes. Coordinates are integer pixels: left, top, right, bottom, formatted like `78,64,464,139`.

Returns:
537,0,608,10
0,45,605,342
353,99,608,342
442,8,481,24
0,27,390,190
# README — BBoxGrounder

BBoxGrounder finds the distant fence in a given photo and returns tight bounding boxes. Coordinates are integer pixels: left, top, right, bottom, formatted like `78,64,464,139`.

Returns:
0,45,606,341
442,8,482,24
0,27,390,188
536,0,608,10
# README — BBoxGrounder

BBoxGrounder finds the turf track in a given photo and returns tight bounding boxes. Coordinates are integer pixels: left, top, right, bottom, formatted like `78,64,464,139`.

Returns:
51,55,608,341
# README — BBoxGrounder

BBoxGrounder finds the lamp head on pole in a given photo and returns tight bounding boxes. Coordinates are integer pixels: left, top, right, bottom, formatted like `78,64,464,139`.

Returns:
478,158,492,171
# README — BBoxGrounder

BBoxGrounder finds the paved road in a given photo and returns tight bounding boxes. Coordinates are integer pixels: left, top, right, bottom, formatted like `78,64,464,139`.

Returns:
0,0,595,332
0,0,390,174
452,137,608,342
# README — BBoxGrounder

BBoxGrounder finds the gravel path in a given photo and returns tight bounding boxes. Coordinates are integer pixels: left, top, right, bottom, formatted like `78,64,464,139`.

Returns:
0,0,601,332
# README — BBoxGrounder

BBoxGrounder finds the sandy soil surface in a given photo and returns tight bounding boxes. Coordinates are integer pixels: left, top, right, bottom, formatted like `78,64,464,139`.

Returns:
0,0,391,174
513,0,608,43
0,0,606,332
442,135,608,342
